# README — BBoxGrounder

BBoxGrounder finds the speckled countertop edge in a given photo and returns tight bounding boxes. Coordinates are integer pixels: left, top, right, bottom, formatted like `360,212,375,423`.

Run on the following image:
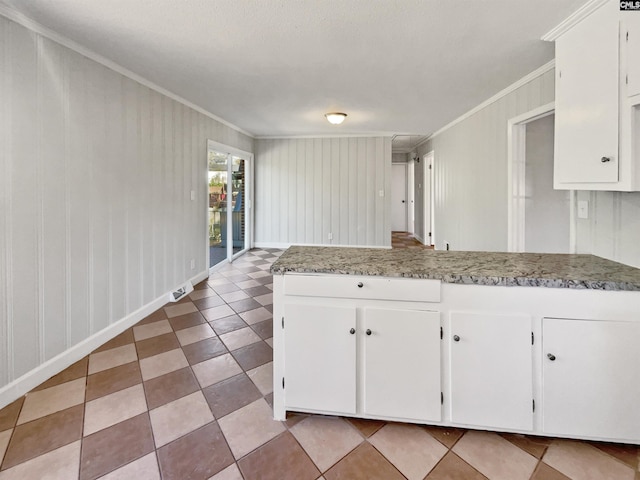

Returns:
270,246,640,291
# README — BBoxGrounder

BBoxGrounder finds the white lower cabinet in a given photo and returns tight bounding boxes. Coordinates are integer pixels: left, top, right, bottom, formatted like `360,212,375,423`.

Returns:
542,318,640,442
450,312,533,431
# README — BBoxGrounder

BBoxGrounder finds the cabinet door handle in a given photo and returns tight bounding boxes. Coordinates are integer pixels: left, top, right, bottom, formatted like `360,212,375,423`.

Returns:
601,156,611,163
349,328,355,335
547,353,556,361
366,329,372,336
357,282,364,288
453,335,460,342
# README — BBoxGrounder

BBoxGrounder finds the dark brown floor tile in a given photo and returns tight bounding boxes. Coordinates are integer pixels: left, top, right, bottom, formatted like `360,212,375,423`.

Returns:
203,373,262,419
209,315,247,335
592,442,639,469
0,397,24,431
231,342,273,371
93,329,135,354
530,462,571,480
251,319,273,340
168,311,206,331
226,273,251,283
136,307,169,325
193,279,210,290
251,259,269,266
500,433,552,459
265,392,274,408
253,276,273,285
80,413,154,480
345,417,386,437
86,361,142,401
238,431,320,480
228,298,262,314
157,422,234,480
183,337,228,366
243,285,272,297
193,295,226,310
135,332,180,360
264,304,274,313
425,452,488,480
211,283,240,294
324,442,404,480
2,404,84,470
143,367,200,410
32,357,89,391
424,425,466,448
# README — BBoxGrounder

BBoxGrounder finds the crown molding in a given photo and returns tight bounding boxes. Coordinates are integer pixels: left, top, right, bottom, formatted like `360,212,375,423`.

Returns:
541,0,610,41
255,134,394,140
0,5,254,138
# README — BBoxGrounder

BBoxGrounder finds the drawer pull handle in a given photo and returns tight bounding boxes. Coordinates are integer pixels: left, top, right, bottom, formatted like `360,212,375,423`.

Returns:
601,156,611,163
366,329,372,336
357,282,364,288
453,335,460,342
547,353,556,361
349,328,355,335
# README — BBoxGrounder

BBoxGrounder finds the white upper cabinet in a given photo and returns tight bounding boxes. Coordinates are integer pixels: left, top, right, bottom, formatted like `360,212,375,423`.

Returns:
552,0,640,191
626,16,640,98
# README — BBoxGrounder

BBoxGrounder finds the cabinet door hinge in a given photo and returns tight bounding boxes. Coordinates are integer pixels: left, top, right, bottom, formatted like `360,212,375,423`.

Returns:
441,392,444,405
627,30,629,42
626,74,629,85
533,399,536,413
282,317,284,329
440,326,443,339
429,232,432,238
282,377,285,389
531,332,534,345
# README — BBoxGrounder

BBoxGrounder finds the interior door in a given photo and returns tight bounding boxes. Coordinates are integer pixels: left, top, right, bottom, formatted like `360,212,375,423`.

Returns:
391,163,407,231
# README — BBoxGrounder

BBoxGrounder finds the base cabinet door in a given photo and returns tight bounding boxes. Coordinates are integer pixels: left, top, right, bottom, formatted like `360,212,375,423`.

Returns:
450,312,533,431
284,303,356,414
542,318,640,442
363,308,441,422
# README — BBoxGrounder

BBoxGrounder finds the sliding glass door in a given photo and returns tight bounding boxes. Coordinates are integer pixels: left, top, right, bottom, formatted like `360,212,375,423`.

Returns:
207,141,252,270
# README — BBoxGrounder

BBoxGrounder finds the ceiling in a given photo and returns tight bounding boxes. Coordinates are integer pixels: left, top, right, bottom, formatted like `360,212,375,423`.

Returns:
0,0,587,139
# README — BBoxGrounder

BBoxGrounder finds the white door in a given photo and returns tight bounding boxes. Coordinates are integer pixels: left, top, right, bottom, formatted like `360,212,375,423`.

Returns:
450,312,533,431
391,164,407,231
284,303,356,414
543,318,640,442
407,161,415,234
423,152,434,246
363,308,441,421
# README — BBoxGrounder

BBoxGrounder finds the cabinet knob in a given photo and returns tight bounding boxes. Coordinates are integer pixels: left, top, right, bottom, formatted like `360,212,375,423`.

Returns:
601,156,611,163
547,353,556,361
357,282,364,288
453,335,460,342
349,328,355,335
366,329,372,336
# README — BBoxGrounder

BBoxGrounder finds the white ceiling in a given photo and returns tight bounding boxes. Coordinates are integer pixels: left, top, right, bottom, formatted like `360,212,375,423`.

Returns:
0,0,587,138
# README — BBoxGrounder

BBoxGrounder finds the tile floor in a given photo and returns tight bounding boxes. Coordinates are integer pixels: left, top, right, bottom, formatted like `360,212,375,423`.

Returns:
0,248,638,479
391,231,434,249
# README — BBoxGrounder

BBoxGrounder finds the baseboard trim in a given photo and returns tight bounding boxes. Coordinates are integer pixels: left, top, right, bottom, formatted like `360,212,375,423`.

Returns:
0,270,209,409
254,242,392,250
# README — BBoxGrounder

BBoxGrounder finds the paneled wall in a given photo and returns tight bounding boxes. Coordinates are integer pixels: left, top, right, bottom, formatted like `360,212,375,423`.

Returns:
415,68,555,251
254,137,391,247
0,16,252,396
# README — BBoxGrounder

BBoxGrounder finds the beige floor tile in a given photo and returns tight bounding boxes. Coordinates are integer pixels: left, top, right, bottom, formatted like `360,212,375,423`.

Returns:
265,338,274,348
99,452,160,480
149,391,214,447
290,416,363,472
207,278,230,286
369,423,447,480
246,362,273,395
218,398,285,459
164,302,198,318
248,270,271,279
239,307,272,325
175,323,215,346
202,304,236,322
139,348,189,381
453,430,537,480
189,288,217,301
220,291,249,303
236,279,260,289
84,384,148,436
0,440,80,480
208,462,244,480
265,283,273,290
18,378,86,425
192,353,243,388
544,440,635,480
88,343,138,375
254,293,273,306
0,428,12,461
220,327,261,351
133,320,173,342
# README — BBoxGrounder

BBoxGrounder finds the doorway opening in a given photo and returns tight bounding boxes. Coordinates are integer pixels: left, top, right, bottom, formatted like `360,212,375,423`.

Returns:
207,141,253,271
391,163,408,233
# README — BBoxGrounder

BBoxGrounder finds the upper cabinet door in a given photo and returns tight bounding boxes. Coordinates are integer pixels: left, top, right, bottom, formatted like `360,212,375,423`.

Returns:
554,3,619,186
625,15,640,98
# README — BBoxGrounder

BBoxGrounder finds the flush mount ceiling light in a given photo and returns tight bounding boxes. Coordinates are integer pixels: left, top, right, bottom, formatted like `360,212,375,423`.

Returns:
325,112,347,125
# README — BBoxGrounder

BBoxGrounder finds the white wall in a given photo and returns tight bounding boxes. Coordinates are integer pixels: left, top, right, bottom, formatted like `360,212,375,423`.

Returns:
0,16,252,400
415,68,555,251
254,137,391,247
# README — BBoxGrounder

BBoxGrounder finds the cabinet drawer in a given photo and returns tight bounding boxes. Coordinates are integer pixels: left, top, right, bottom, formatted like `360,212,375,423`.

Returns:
284,274,440,302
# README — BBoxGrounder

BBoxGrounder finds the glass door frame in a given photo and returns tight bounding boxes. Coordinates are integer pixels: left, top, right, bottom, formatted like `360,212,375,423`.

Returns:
206,140,253,273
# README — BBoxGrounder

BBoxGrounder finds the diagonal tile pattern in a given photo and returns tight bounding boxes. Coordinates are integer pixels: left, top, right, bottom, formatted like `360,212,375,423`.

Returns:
0,247,637,480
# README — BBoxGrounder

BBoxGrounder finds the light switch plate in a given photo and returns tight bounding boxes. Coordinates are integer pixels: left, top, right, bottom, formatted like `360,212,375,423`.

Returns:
577,200,589,219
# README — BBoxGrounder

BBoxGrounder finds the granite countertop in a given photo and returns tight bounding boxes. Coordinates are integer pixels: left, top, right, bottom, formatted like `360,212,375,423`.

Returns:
270,246,640,291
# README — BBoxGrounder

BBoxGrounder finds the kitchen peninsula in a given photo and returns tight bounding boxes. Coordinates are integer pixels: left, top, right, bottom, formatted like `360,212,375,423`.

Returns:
271,246,640,445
